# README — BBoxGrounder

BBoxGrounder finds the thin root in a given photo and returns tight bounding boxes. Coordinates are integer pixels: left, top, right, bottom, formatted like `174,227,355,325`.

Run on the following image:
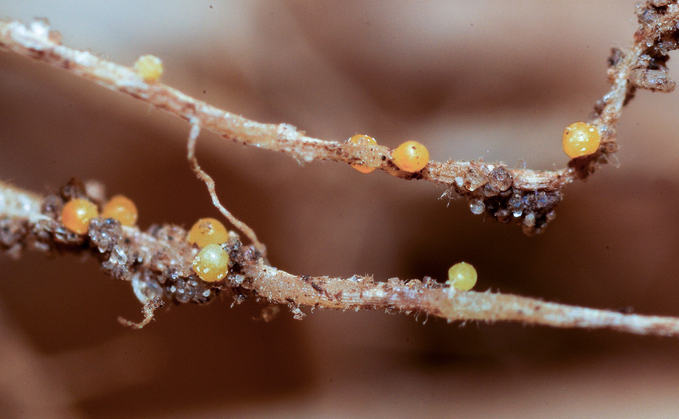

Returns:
186,123,267,256
118,297,164,329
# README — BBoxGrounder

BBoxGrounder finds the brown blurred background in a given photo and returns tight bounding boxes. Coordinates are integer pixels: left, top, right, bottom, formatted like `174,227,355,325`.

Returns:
2,1,679,417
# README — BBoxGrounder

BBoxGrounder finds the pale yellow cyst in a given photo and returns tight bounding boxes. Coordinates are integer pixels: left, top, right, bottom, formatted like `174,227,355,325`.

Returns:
134,54,163,82
447,262,477,292
187,218,229,248
192,243,230,283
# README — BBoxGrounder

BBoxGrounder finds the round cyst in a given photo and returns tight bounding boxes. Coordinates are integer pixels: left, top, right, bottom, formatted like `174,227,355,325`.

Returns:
187,218,229,248
447,262,477,291
392,140,430,172
61,198,99,235
562,122,600,158
192,243,230,283
102,195,138,227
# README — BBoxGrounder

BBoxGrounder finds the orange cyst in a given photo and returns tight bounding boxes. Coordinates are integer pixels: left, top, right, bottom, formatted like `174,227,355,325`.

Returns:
348,134,378,173
61,198,99,235
187,218,229,248
562,122,600,158
192,243,229,282
392,140,430,172
102,195,138,227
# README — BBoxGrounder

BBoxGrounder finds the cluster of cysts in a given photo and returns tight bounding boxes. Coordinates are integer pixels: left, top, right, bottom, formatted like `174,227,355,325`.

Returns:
54,125,599,305
346,122,600,291
59,192,234,302
349,122,600,174
348,134,430,174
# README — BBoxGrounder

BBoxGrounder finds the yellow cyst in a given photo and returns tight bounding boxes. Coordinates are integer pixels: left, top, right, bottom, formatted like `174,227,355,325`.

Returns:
187,218,229,248
134,54,163,82
348,134,378,173
447,262,477,292
392,140,430,173
562,122,600,158
102,195,138,227
192,243,229,283
61,198,99,235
